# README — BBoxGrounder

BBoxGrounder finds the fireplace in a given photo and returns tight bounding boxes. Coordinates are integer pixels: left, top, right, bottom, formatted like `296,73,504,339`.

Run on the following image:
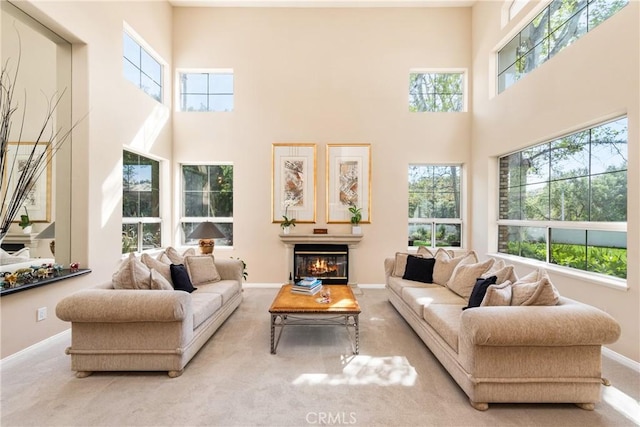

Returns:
293,244,348,285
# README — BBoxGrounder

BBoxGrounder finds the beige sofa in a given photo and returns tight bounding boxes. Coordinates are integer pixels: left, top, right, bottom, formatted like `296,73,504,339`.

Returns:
56,256,243,378
384,253,621,411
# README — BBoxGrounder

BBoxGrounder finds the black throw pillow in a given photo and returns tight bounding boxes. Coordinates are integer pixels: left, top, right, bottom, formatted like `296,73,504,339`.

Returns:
463,275,498,310
402,255,436,283
170,264,197,293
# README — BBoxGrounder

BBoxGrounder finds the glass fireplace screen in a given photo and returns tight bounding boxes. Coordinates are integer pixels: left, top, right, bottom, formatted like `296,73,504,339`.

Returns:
294,244,348,284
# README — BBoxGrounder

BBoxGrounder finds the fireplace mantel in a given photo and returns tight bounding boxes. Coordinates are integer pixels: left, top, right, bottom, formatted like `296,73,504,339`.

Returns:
279,234,363,286
279,233,363,247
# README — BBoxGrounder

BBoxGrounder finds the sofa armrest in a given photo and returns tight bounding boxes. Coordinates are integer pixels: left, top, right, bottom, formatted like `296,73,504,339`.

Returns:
56,289,190,323
384,257,395,278
460,298,621,347
215,258,243,283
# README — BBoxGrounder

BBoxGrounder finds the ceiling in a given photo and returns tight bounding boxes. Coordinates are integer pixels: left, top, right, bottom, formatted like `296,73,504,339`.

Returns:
169,0,476,7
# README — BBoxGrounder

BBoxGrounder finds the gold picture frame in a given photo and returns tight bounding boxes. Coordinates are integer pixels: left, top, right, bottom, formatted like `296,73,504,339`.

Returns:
326,144,371,224
4,142,52,223
271,143,317,224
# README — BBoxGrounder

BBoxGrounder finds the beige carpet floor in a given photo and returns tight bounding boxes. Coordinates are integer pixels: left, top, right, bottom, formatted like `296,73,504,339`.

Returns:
1,286,639,427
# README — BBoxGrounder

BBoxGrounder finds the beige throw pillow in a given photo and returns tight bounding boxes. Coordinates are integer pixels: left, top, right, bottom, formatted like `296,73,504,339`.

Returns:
416,246,435,257
481,259,518,285
141,253,172,284
446,258,495,299
163,247,197,265
393,252,423,277
511,269,560,306
150,268,174,290
184,255,221,285
112,253,152,290
481,281,513,306
432,249,478,286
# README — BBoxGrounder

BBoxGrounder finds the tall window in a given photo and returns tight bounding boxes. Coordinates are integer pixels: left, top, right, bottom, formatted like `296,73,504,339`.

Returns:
122,151,161,253
179,71,234,112
498,0,628,93
498,117,628,279
123,31,163,102
408,165,462,247
409,72,465,112
181,164,234,246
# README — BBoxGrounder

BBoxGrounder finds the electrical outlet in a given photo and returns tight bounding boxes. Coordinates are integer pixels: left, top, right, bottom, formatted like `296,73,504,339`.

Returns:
37,307,47,322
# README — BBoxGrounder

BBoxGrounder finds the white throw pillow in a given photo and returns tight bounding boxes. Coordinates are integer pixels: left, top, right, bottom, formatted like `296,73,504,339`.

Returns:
150,268,173,290
481,259,518,285
141,253,172,284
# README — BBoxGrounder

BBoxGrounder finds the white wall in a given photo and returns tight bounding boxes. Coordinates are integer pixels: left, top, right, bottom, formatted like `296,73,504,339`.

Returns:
172,6,472,285
470,1,639,361
1,0,173,358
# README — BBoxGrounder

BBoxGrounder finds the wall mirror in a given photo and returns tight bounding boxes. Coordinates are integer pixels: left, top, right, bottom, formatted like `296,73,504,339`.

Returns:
1,1,72,267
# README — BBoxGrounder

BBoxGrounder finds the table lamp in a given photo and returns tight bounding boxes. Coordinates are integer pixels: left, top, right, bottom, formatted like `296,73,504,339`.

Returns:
187,222,225,254
35,222,55,255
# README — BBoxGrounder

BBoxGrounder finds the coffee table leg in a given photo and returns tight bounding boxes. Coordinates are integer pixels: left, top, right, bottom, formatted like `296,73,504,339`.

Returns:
270,314,276,354
354,314,359,355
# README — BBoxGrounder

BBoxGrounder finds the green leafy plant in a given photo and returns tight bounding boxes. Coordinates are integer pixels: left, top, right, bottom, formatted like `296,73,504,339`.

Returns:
281,200,296,229
348,203,362,225
231,257,248,281
18,207,31,229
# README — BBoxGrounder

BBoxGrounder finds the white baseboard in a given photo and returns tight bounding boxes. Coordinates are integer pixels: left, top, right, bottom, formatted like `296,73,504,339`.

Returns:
602,347,640,373
0,329,70,367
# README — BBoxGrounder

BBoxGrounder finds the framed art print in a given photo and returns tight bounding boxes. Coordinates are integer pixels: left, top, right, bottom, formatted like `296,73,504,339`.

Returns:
5,142,52,223
272,143,317,224
326,144,371,223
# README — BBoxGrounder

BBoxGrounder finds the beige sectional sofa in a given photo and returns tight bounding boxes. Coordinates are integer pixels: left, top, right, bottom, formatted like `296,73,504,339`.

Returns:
384,249,621,411
56,250,243,378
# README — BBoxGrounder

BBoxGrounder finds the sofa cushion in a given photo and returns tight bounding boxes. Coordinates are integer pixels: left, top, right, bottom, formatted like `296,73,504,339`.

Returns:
481,280,513,306
185,255,221,285
423,304,463,352
464,275,498,310
401,286,466,317
197,280,241,304
170,264,197,293
446,258,495,299
392,252,422,277
112,253,152,290
386,275,439,296
481,259,518,284
511,269,560,306
402,256,436,283
433,249,478,286
150,268,174,291
141,253,172,284
191,292,223,330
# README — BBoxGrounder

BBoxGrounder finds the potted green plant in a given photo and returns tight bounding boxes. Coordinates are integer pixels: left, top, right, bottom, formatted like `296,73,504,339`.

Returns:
281,200,296,234
18,207,32,234
348,203,362,234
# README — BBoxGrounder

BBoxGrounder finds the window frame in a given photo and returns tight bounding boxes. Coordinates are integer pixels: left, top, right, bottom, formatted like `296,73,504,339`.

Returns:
179,162,234,248
177,69,235,112
496,0,629,94
408,164,464,249
408,69,468,113
122,24,164,103
122,150,163,254
496,116,628,282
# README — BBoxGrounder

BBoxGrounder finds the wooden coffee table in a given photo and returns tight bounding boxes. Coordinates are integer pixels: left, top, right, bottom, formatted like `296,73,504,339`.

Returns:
269,284,361,355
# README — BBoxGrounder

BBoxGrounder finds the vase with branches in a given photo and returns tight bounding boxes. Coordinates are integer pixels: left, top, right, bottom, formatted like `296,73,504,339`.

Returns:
0,48,77,243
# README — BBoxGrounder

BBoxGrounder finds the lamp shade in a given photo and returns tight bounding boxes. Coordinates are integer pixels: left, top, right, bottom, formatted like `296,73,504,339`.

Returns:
187,222,225,255
187,222,225,240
